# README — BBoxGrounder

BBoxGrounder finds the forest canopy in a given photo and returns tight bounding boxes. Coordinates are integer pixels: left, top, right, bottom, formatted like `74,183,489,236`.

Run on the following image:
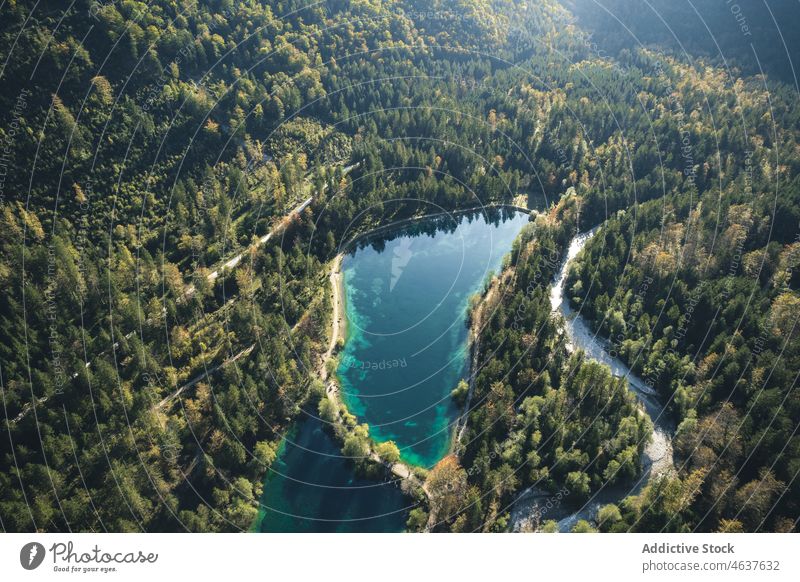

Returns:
1,0,798,533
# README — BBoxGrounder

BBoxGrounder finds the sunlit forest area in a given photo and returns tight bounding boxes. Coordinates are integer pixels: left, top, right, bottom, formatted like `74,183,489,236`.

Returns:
1,0,798,533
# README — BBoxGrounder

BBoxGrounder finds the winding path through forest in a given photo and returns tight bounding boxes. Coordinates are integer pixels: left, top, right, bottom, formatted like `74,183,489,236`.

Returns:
511,228,675,531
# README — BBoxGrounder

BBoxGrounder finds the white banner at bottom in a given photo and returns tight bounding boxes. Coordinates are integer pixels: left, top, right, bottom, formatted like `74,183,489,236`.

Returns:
0,533,797,581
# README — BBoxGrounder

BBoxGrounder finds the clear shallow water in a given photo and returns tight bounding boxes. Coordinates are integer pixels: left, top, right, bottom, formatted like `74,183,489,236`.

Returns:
338,210,531,467
255,412,413,532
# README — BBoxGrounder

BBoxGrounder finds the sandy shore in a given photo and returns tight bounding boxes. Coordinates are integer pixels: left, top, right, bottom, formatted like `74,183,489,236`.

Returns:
321,254,347,418
321,254,345,382
318,254,429,503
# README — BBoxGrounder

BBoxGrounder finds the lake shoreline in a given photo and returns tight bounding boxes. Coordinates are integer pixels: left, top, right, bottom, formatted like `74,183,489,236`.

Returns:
340,203,533,253
451,268,511,455
322,253,430,504
319,204,535,524
279,205,534,531
333,203,535,459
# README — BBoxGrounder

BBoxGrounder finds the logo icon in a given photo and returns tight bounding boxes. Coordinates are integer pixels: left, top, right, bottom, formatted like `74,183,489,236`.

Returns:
20,542,46,570
390,238,413,292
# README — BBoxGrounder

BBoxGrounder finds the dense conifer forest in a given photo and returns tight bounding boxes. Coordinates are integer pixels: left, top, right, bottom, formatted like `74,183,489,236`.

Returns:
1,0,797,532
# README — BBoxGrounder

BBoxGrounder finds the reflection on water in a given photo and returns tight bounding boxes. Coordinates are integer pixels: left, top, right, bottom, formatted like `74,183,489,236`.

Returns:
255,412,413,532
338,210,531,467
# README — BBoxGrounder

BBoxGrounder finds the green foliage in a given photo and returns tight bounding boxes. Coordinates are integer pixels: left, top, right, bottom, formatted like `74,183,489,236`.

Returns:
406,508,429,532
450,379,470,406
571,520,598,533
566,179,800,530
1,0,798,534
597,504,622,532
375,441,401,465
318,397,339,424
539,520,559,533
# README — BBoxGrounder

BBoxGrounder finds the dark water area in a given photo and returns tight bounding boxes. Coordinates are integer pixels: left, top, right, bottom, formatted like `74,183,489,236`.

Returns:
255,412,413,532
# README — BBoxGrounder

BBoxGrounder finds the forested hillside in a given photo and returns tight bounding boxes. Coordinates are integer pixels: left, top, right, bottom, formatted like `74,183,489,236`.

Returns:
432,8,800,532
564,0,800,84
563,145,800,529
0,0,569,532
1,0,798,532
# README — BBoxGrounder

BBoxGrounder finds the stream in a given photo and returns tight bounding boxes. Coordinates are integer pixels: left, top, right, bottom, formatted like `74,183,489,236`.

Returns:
511,228,675,532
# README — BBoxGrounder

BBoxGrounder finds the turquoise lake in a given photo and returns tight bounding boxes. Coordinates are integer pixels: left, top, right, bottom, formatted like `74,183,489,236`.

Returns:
338,209,531,466
256,208,530,532
255,412,412,532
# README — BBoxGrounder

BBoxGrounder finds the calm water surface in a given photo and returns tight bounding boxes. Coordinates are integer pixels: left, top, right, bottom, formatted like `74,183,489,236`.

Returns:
257,208,530,531
256,412,412,532
338,210,530,466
